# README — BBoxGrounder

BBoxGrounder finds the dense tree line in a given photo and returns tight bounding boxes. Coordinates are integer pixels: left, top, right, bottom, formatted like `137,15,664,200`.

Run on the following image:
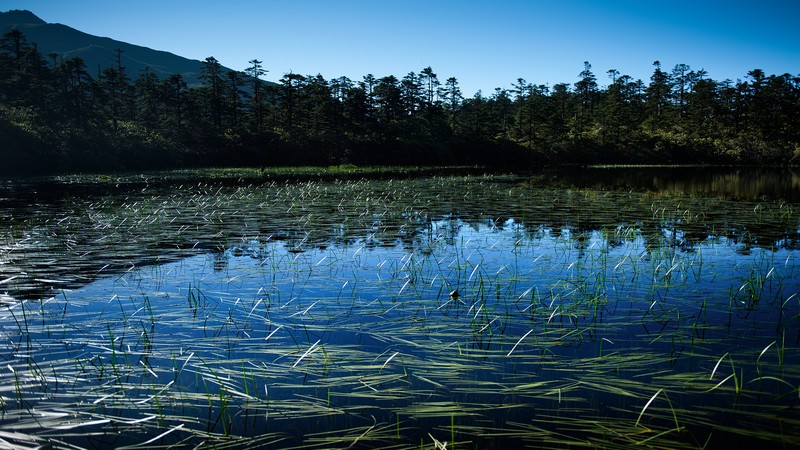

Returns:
1,29,798,174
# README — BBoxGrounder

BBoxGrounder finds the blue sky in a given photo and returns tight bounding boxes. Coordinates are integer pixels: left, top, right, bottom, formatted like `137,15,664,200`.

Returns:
4,0,798,96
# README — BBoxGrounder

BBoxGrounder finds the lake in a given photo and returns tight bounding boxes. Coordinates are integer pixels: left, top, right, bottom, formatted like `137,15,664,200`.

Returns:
0,166,798,449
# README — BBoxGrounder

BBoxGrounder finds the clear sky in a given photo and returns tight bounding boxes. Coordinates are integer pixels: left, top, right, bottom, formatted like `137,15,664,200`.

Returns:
3,0,798,96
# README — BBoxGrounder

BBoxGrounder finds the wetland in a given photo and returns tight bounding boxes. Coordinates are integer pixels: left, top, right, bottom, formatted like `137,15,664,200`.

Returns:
0,166,798,449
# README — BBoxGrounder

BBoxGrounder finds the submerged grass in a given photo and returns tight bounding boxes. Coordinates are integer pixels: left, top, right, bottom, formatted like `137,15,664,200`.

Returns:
0,171,798,448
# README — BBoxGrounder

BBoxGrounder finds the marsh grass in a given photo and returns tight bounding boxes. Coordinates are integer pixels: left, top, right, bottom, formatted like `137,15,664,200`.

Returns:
0,171,798,448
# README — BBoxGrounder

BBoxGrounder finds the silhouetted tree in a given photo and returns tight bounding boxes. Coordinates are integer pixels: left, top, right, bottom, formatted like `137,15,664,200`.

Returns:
225,70,247,130
53,56,93,124
200,56,224,129
671,63,692,122
134,67,160,128
400,71,423,117
645,60,672,130
245,59,267,133
161,73,187,134
574,61,598,131
374,75,402,127
441,76,462,127
419,66,439,109
279,72,306,136
100,65,124,129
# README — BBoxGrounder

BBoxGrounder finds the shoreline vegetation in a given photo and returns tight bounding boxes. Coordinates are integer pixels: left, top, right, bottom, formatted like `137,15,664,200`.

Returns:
1,27,799,175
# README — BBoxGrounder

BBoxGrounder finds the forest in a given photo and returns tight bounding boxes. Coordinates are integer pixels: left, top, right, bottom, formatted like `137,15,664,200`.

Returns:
1,28,799,174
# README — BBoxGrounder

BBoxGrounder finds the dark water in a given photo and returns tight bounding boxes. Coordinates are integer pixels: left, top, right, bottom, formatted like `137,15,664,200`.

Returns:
0,167,798,449
552,166,800,202
1,167,797,302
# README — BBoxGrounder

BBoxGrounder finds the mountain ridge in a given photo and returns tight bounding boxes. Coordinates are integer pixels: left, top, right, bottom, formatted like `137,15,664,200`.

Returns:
0,9,45,26
0,9,227,85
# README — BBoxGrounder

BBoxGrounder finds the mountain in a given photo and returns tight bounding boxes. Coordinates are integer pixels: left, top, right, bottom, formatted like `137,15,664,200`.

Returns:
0,9,226,86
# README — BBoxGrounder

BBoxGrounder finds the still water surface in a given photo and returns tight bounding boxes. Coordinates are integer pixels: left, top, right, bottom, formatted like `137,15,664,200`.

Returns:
0,167,798,448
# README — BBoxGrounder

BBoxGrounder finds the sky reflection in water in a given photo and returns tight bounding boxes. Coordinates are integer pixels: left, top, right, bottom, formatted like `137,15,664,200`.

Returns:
1,171,799,448
41,215,799,448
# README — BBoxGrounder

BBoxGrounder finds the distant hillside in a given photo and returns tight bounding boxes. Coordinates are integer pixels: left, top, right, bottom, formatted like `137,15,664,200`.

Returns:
0,9,228,85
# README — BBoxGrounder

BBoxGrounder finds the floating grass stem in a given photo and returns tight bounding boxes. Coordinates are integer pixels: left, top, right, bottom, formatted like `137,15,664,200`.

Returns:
635,389,663,428
507,329,534,357
293,339,321,368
